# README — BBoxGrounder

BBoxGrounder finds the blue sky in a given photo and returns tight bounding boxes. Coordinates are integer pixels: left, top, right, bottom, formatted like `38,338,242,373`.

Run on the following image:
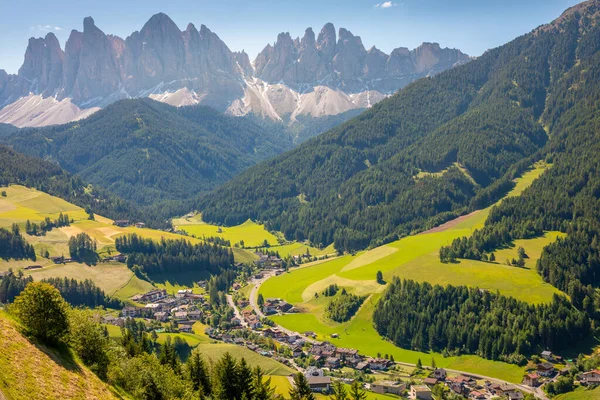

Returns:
0,0,582,74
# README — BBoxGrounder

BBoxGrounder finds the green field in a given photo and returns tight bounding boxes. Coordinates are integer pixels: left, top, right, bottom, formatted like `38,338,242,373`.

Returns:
557,386,600,399
176,218,279,247
27,262,135,296
258,162,561,383
112,275,156,301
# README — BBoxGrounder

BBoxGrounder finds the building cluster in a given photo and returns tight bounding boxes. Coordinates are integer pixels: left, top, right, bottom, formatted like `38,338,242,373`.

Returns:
106,289,208,333
113,220,146,228
262,297,298,315
254,254,283,269
522,351,570,389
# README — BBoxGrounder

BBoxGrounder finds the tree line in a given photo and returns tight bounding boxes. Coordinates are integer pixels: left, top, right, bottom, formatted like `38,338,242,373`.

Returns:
0,271,120,309
115,233,234,276
0,224,35,260
373,279,589,363
25,213,70,236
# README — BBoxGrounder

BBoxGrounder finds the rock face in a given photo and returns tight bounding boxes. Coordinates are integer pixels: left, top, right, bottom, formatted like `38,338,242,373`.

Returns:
0,15,470,127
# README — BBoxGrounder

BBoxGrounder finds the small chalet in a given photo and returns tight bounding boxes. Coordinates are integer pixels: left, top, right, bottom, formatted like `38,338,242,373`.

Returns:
113,220,130,227
537,362,555,377
176,289,192,298
306,376,331,393
541,350,554,361
121,306,141,318
154,312,168,322
523,372,540,387
325,357,341,369
179,324,193,333
367,358,390,370
134,222,145,228
410,385,432,400
138,289,167,303
423,378,438,386
372,381,405,395
431,368,447,381
292,346,304,358
581,370,600,385
469,391,486,400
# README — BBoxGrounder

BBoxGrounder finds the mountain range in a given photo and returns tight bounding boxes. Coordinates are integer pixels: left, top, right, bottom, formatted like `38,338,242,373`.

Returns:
0,14,469,127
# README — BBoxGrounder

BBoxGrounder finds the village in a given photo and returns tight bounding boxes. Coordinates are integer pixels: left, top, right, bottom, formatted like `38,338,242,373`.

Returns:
97,252,588,400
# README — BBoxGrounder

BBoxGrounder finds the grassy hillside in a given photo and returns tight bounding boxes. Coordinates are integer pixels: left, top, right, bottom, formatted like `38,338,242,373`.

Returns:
258,163,561,383
0,312,119,400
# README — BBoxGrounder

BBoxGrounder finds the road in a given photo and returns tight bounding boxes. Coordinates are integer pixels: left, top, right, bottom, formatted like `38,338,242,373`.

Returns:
249,269,548,399
226,294,247,328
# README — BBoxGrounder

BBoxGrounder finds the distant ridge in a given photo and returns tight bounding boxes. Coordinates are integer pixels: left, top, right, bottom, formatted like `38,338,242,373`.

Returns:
0,14,469,127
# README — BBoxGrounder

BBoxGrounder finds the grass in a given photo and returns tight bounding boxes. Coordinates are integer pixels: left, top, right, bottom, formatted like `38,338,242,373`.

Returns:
27,262,135,296
177,219,279,247
0,312,118,400
112,275,156,301
197,343,294,376
556,386,600,399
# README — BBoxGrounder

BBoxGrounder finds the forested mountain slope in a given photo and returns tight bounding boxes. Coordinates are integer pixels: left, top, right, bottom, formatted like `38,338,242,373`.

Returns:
3,98,293,205
198,1,600,252
437,1,600,317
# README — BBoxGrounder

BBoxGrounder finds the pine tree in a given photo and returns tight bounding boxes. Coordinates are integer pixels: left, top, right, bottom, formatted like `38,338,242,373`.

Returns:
289,372,315,400
431,357,436,369
330,380,348,400
416,358,422,369
189,350,211,396
349,381,367,400
214,352,239,400
252,366,275,400
237,358,254,400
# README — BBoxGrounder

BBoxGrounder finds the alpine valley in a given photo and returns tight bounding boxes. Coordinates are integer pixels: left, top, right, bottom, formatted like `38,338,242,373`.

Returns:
4,2,600,400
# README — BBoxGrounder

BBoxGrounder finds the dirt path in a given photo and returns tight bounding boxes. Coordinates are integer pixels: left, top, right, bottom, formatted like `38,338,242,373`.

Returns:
418,210,480,235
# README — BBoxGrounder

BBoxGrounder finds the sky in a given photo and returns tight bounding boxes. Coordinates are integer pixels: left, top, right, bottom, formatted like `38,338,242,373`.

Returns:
0,0,583,74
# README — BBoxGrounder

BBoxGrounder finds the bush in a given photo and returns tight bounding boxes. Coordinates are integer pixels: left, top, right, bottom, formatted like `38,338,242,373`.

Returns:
13,282,69,343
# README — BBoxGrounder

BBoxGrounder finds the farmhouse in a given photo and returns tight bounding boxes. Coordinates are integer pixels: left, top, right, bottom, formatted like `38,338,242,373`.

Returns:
541,350,553,361
176,289,192,298
367,357,391,370
292,346,304,358
410,385,432,400
154,312,168,322
431,368,447,380
113,220,130,227
537,362,555,377
581,370,600,385
179,324,193,333
523,372,540,387
136,289,167,303
121,306,141,318
325,357,341,369
24,265,42,270
372,381,405,395
50,256,64,264
423,378,438,386
134,222,145,228
306,376,331,393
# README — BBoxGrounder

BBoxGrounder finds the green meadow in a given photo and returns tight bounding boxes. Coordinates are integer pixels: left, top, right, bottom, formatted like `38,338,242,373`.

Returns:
258,162,562,383
176,218,279,247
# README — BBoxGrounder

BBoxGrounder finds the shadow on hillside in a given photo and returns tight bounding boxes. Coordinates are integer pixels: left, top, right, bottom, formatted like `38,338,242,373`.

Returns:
148,270,210,291
558,335,600,360
33,339,83,373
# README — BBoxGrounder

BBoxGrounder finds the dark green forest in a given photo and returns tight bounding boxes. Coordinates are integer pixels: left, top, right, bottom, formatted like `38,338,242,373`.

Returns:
2,99,294,206
115,233,234,276
438,2,600,323
0,224,35,260
373,279,589,363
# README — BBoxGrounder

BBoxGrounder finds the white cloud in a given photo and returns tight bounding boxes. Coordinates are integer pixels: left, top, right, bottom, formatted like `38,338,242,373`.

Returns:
374,1,397,8
30,25,63,33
